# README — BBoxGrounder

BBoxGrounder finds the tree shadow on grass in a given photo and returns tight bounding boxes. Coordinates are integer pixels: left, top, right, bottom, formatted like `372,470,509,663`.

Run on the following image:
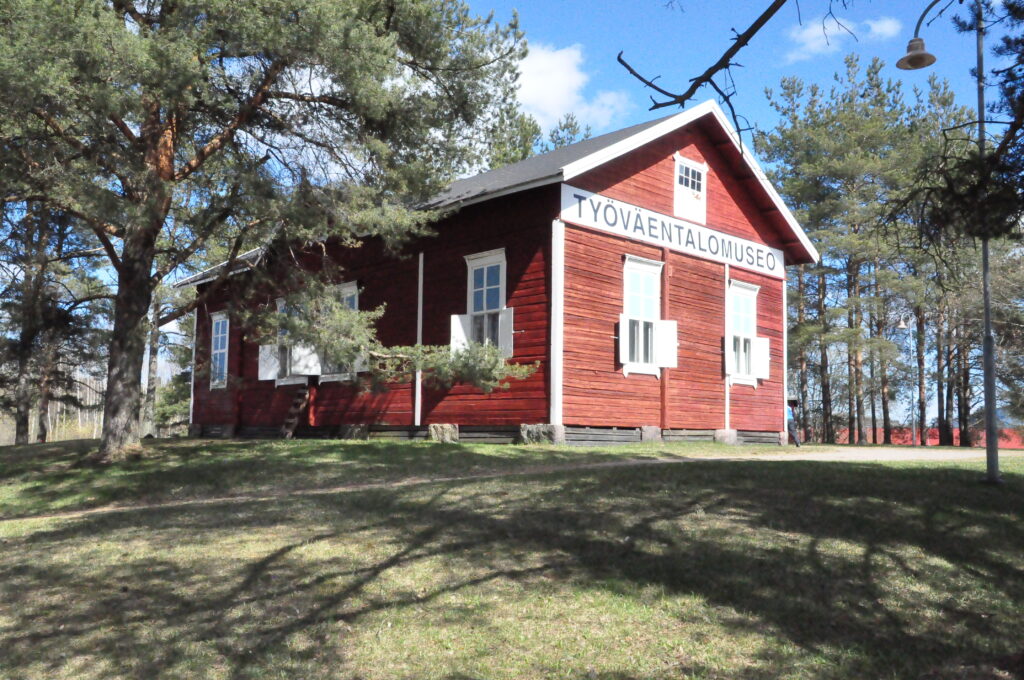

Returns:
1,460,1023,679
0,437,658,520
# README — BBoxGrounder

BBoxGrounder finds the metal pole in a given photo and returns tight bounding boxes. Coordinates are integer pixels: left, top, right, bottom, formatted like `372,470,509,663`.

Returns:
976,0,1001,483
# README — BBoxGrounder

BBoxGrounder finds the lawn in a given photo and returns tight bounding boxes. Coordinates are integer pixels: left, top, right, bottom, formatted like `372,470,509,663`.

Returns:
1,439,1023,679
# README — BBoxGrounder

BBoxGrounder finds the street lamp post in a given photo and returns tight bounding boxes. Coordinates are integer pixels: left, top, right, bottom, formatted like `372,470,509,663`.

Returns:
897,0,1001,482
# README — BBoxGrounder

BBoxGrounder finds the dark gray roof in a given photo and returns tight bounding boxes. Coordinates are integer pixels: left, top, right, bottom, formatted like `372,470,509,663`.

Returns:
172,247,264,288
426,114,674,209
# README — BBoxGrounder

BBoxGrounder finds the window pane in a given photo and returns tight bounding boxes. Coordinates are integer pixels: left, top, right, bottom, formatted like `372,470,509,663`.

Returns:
487,311,500,344
643,321,654,364
472,314,485,343
473,290,484,313
743,338,751,375
473,267,484,289
485,287,499,310
486,264,500,287
628,319,639,363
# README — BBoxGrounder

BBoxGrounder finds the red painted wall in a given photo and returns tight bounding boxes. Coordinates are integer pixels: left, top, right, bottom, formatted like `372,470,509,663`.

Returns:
193,120,796,434
562,122,787,432
192,186,554,430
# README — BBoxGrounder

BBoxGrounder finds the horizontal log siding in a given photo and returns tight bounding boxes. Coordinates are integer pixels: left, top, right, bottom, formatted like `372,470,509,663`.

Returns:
191,300,241,426
729,268,786,433
192,186,553,430
562,227,662,426
572,123,786,249
666,252,727,429
420,188,553,425
563,123,786,431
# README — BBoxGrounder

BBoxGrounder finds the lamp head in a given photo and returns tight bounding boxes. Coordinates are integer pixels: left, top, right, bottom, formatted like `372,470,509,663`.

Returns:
896,37,937,70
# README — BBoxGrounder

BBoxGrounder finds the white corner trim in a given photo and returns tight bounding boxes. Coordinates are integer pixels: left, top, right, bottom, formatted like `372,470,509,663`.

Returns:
415,251,424,426
550,220,565,426
782,273,789,433
724,264,730,431
189,309,198,426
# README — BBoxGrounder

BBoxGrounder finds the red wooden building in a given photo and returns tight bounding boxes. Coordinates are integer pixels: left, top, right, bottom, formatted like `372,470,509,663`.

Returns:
182,100,819,445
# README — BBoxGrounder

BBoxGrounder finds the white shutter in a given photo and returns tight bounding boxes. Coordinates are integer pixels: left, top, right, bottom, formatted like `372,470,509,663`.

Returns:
290,343,321,375
618,314,630,364
498,307,514,357
752,336,770,380
654,320,678,368
723,336,733,375
258,344,280,381
450,314,472,353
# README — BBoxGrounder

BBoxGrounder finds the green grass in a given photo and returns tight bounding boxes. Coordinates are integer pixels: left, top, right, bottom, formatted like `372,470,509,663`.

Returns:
1,440,1023,679
0,437,792,519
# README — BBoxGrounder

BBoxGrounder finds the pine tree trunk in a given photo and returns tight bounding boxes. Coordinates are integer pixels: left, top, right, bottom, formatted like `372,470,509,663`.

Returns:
818,271,834,443
35,344,57,443
945,334,956,445
868,351,877,444
36,385,50,444
13,360,32,445
936,309,947,444
797,266,810,442
915,307,927,446
957,334,973,447
96,237,158,460
141,294,161,438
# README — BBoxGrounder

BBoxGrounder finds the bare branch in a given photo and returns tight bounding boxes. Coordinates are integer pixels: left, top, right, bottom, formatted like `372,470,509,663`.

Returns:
619,0,790,111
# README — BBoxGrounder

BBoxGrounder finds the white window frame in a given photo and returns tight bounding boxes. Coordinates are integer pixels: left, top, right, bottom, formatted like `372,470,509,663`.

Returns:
727,280,760,386
319,281,365,383
464,248,506,347
619,255,676,377
209,311,229,389
674,154,708,224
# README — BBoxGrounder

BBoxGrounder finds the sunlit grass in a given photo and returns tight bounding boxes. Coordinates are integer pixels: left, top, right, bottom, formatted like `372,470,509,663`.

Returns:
0,437,811,519
1,445,1022,679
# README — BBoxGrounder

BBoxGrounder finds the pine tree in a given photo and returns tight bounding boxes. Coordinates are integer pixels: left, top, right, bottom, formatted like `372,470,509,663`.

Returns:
0,0,527,460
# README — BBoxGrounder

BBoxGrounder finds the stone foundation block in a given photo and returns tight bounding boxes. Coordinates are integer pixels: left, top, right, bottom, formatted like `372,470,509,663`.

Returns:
428,423,459,443
518,424,567,445
640,425,663,442
714,428,738,445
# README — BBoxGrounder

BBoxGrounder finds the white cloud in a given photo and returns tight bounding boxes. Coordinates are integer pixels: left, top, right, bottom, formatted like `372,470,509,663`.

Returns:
517,43,631,131
865,17,902,41
784,15,903,64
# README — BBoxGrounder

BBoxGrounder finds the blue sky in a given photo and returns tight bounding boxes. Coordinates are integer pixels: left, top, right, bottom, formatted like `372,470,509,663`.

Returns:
470,1,995,137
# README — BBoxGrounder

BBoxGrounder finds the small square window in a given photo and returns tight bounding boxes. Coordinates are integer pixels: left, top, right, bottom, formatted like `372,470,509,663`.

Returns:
674,155,708,224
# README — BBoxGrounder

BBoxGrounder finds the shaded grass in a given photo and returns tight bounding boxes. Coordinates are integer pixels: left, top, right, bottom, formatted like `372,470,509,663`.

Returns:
0,437,790,519
1,453,1022,679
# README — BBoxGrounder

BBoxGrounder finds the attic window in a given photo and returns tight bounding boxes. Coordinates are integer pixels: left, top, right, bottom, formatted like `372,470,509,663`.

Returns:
674,155,708,224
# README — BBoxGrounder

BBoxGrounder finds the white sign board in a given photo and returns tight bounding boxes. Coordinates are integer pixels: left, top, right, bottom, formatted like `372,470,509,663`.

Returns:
560,184,785,279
